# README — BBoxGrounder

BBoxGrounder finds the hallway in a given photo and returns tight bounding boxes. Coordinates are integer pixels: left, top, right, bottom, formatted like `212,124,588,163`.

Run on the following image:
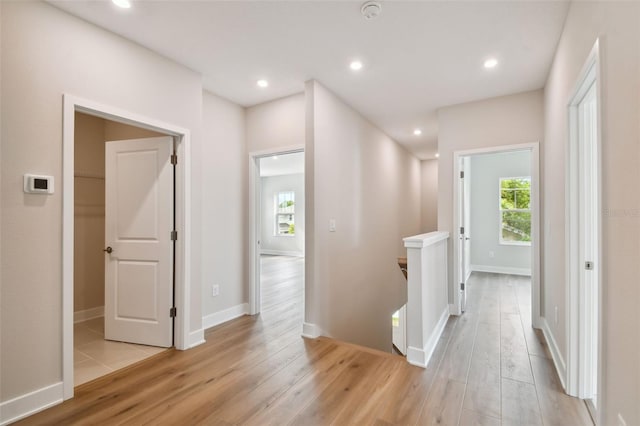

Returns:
19,262,590,425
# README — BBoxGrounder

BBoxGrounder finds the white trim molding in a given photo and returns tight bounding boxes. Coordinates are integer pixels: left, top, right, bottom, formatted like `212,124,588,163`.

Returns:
470,265,531,277
202,303,249,330
0,382,63,426
302,322,322,339
73,306,104,323
406,307,449,368
541,318,567,392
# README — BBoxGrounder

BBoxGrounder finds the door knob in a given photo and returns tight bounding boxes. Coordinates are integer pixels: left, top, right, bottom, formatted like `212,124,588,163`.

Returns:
103,246,113,254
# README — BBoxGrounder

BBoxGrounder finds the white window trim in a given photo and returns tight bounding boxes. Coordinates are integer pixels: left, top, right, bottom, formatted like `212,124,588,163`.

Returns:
275,190,295,237
498,176,532,246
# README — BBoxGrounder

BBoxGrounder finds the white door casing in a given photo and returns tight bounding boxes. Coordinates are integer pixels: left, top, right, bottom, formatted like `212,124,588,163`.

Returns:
105,137,174,347
452,143,540,325
566,40,602,415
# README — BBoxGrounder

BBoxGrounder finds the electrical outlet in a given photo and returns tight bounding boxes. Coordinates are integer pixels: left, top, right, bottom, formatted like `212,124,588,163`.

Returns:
212,285,220,297
489,251,495,258
329,219,336,232
554,306,559,325
617,413,627,426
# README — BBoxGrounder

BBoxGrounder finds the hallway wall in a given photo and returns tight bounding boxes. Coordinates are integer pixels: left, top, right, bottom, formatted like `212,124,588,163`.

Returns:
1,1,203,406
305,81,421,351
436,90,544,304
543,2,640,424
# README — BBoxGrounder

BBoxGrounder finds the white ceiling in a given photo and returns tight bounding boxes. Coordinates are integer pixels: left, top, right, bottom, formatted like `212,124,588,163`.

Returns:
50,1,570,160
259,152,305,177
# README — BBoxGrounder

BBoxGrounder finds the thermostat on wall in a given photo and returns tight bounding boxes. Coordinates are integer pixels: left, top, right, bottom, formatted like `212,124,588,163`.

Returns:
24,174,54,194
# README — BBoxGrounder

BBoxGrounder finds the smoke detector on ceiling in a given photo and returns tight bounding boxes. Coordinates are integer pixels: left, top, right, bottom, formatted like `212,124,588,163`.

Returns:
361,1,382,20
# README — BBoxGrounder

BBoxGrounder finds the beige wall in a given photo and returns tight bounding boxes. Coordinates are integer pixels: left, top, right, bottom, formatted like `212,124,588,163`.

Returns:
543,2,640,424
420,159,438,232
1,1,203,402
246,93,305,153
437,90,544,303
74,112,164,314
306,81,421,351
201,90,247,320
74,113,106,313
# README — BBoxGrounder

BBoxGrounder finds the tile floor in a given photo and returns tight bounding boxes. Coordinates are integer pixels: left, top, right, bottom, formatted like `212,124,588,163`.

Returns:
74,317,167,386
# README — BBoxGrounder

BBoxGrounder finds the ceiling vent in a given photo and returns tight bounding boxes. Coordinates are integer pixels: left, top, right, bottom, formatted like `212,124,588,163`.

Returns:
361,1,382,20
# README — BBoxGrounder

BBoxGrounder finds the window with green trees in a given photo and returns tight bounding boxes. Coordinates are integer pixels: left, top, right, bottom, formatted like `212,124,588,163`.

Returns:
275,191,295,236
499,177,531,245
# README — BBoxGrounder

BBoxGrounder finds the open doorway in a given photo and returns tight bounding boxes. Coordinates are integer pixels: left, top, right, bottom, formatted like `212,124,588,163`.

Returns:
63,95,193,400
453,143,540,328
73,112,172,386
249,150,304,327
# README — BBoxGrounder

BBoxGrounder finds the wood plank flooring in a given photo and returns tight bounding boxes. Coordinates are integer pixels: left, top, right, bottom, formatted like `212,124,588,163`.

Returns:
19,258,591,425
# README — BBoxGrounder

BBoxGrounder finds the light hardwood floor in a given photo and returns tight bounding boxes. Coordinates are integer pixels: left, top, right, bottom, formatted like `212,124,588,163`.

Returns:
19,257,591,425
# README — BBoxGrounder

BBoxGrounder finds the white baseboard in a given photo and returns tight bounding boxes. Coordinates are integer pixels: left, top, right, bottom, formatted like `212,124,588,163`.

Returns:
202,303,249,331
407,308,450,368
260,249,304,257
73,306,104,323
187,329,205,349
301,322,321,339
470,264,531,277
541,317,567,391
0,382,63,425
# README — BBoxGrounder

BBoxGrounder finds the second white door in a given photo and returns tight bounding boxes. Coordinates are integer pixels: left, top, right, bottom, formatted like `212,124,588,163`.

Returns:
104,136,174,348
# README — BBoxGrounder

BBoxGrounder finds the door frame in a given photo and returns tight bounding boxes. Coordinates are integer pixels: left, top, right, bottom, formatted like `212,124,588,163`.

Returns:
62,94,192,400
565,39,603,416
452,142,541,330
248,145,304,315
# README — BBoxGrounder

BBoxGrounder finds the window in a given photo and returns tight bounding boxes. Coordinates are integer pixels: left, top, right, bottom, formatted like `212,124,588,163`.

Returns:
499,177,531,245
275,191,295,236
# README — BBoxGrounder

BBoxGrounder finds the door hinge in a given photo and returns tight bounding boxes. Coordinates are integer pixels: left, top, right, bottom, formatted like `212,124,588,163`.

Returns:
171,230,178,241
460,171,464,179
585,261,594,270
170,307,177,318
460,282,465,291
460,226,465,234
170,153,178,165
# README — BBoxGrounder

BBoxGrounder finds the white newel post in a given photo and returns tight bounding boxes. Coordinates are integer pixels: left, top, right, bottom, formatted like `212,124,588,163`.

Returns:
403,231,450,368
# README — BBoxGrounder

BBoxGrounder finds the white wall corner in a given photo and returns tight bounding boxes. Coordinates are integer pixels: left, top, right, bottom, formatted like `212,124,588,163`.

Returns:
0,382,63,426
449,304,460,315
407,308,449,368
73,306,104,323
202,303,249,331
541,317,567,391
187,329,205,349
301,322,321,339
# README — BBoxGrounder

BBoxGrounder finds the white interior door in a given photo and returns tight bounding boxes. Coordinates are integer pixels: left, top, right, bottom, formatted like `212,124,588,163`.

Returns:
578,81,599,406
105,136,174,347
463,156,472,282
458,157,469,312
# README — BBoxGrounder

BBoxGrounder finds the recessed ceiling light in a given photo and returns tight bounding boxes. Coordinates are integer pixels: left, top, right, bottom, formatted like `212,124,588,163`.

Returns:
350,61,363,71
256,79,269,88
435,153,440,158
484,58,498,69
112,0,131,9
413,129,422,136
273,155,278,160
